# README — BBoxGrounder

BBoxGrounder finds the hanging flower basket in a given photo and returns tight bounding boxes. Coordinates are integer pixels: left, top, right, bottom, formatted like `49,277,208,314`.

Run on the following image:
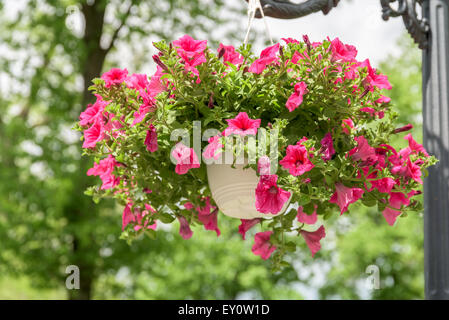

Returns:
75,34,437,267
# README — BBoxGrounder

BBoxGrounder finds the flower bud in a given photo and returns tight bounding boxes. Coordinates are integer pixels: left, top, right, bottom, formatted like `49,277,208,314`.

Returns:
152,54,168,71
208,92,215,109
393,124,413,134
218,47,226,60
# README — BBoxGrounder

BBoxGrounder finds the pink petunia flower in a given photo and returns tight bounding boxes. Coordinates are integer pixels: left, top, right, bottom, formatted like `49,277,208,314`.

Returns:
370,177,395,193
217,44,244,66
341,118,354,134
376,95,391,104
173,35,207,80
330,37,357,62
286,81,307,112
223,112,261,137
122,202,136,231
251,231,276,260
382,192,410,226
281,37,300,44
404,134,429,157
148,66,167,98
348,136,377,163
79,94,108,126
257,155,272,176
238,218,261,240
406,158,422,184
101,68,128,88
320,132,335,161
202,135,223,160
197,197,221,237
359,59,392,91
248,43,280,74
291,51,305,64
82,118,105,149
171,143,200,175
134,204,157,231
300,225,326,257
279,143,314,176
178,216,193,240
87,154,121,190
329,182,364,215
125,73,149,93
132,96,157,127
297,204,318,225
145,124,158,152
173,35,207,60
255,175,291,214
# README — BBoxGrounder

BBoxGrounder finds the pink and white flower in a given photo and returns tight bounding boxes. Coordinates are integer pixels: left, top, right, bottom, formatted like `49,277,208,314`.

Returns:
171,143,200,175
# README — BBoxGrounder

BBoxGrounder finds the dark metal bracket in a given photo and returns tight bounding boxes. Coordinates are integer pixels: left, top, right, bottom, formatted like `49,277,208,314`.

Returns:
247,0,429,50
380,0,429,49
245,0,340,19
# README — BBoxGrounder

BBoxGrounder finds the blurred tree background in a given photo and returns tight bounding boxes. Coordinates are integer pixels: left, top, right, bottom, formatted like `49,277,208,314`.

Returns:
0,0,424,299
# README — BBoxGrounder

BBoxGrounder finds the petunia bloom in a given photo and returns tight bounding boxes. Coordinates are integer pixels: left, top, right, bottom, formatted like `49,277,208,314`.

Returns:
404,134,429,157
370,177,395,193
251,231,276,260
382,192,410,226
131,96,157,127
406,158,422,184
145,124,158,152
279,143,314,176
217,44,244,66
197,198,221,237
134,204,157,231
122,203,136,231
148,66,167,98
125,73,149,93
257,155,272,176
87,154,120,190
82,118,105,149
171,143,200,175
79,94,108,126
329,182,364,215
223,112,261,137
320,132,335,161
297,204,318,225
101,68,128,88
173,35,207,60
341,118,354,134
348,136,377,163
248,43,280,74
359,59,392,91
330,37,357,62
173,35,207,80
255,175,291,214
202,135,223,160
238,218,261,240
286,81,307,112
178,216,193,240
300,225,326,257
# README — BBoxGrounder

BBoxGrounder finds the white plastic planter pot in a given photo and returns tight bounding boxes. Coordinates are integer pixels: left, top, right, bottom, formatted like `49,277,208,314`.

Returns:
206,162,290,219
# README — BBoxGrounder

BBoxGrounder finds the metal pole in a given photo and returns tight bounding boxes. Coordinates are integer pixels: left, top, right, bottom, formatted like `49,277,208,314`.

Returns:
423,0,449,300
